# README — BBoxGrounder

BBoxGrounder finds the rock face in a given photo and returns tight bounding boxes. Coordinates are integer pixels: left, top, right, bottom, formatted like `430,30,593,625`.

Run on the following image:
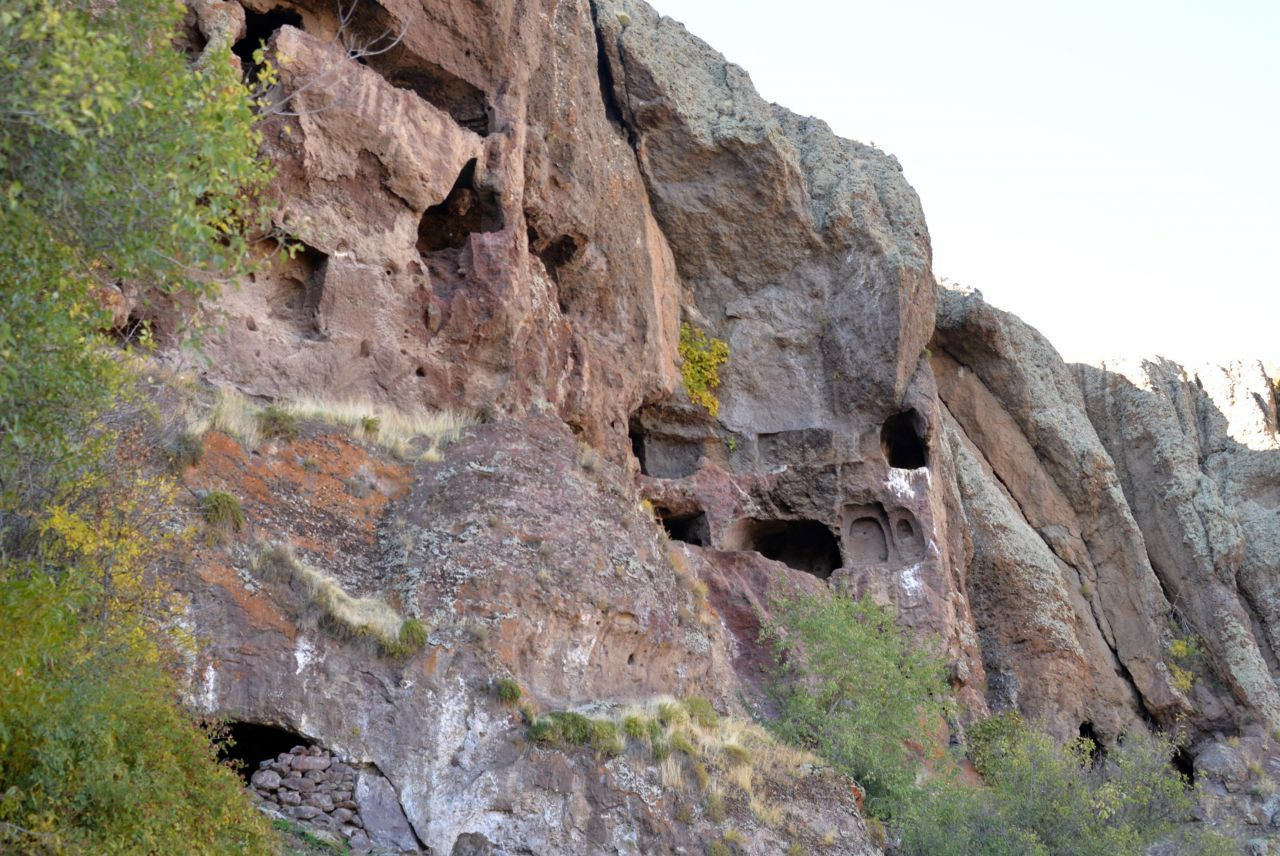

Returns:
168,0,1280,852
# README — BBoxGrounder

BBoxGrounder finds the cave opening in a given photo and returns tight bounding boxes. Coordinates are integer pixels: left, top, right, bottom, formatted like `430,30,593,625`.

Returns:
267,239,328,338
658,510,710,547
1078,721,1106,768
881,409,928,469
111,313,156,348
1171,743,1196,785
629,418,648,475
728,518,842,579
336,1,493,137
417,159,504,254
527,225,584,293
218,721,311,783
385,64,491,135
232,7,303,78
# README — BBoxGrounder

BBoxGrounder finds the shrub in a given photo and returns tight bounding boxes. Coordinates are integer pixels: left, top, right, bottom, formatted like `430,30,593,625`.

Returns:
705,791,726,823
623,714,650,741
359,414,381,437
257,404,299,442
0,565,275,853
496,678,522,705
898,727,1235,856
966,709,1028,777
684,695,719,728
761,592,949,818
386,618,429,656
200,490,246,535
679,323,729,418
168,429,205,470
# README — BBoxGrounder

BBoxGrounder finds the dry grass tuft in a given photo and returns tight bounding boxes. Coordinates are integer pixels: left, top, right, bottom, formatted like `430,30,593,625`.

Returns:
183,387,474,460
188,386,261,448
530,693,817,833
253,542,426,655
284,396,475,459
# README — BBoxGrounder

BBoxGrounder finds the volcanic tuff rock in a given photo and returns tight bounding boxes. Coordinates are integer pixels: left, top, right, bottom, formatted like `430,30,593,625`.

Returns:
165,0,1280,851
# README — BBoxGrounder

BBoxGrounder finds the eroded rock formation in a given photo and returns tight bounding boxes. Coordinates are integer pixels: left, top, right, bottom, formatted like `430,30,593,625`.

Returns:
165,0,1280,852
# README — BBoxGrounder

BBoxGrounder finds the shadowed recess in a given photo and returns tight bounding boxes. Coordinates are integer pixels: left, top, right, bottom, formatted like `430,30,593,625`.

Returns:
726,518,842,579
218,721,312,783
881,408,928,469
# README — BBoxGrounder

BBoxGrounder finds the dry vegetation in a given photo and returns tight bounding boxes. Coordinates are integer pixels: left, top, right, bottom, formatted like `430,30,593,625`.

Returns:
528,695,820,833
253,542,427,656
183,385,475,461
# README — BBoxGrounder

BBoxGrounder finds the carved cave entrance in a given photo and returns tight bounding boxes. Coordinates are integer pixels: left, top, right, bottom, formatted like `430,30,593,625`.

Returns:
232,7,303,78
728,518,842,579
881,409,928,469
417,159,505,255
219,721,312,783
657,509,710,547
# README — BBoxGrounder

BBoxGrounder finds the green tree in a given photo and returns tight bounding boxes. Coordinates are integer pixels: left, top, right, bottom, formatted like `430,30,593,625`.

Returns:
760,592,950,818
0,0,270,509
899,715,1234,856
0,0,275,851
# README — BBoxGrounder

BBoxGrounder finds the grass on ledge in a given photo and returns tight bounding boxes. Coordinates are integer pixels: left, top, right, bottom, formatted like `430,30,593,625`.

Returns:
253,542,427,656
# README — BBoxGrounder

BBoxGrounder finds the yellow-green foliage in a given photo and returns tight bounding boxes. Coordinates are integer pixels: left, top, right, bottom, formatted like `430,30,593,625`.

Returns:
899,722,1234,856
257,404,299,442
678,323,729,418
0,0,277,848
0,0,270,499
253,543,427,656
496,678,522,705
1165,632,1202,694
0,564,275,854
762,592,950,818
200,490,246,537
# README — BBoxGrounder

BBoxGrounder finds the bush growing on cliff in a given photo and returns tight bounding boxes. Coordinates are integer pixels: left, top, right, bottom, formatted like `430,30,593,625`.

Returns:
0,563,275,853
678,323,729,418
761,592,950,818
898,718,1233,855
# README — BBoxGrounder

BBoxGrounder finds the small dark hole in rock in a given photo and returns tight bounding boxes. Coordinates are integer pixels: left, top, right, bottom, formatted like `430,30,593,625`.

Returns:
881,409,928,469
415,366,426,378
658,510,710,547
1172,744,1195,785
629,418,648,475
1079,721,1106,767
219,721,311,783
417,159,504,254
627,653,635,666
232,7,303,79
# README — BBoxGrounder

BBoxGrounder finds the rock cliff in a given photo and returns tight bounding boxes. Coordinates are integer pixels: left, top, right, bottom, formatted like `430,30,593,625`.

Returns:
160,0,1280,852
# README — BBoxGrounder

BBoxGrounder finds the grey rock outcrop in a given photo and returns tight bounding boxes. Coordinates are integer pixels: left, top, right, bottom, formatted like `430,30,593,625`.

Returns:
1077,356,1280,730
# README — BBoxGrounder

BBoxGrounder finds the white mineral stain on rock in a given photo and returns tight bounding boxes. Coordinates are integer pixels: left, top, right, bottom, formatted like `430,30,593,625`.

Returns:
200,663,218,712
294,636,316,675
897,563,925,606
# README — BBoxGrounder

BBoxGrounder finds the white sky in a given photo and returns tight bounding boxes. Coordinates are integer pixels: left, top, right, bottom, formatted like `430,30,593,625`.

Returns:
647,0,1279,364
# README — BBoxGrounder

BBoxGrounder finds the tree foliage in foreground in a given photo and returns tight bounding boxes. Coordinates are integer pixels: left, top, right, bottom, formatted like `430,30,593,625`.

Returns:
0,0,270,505
0,0,275,851
899,714,1234,855
761,592,951,818
763,594,1232,853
